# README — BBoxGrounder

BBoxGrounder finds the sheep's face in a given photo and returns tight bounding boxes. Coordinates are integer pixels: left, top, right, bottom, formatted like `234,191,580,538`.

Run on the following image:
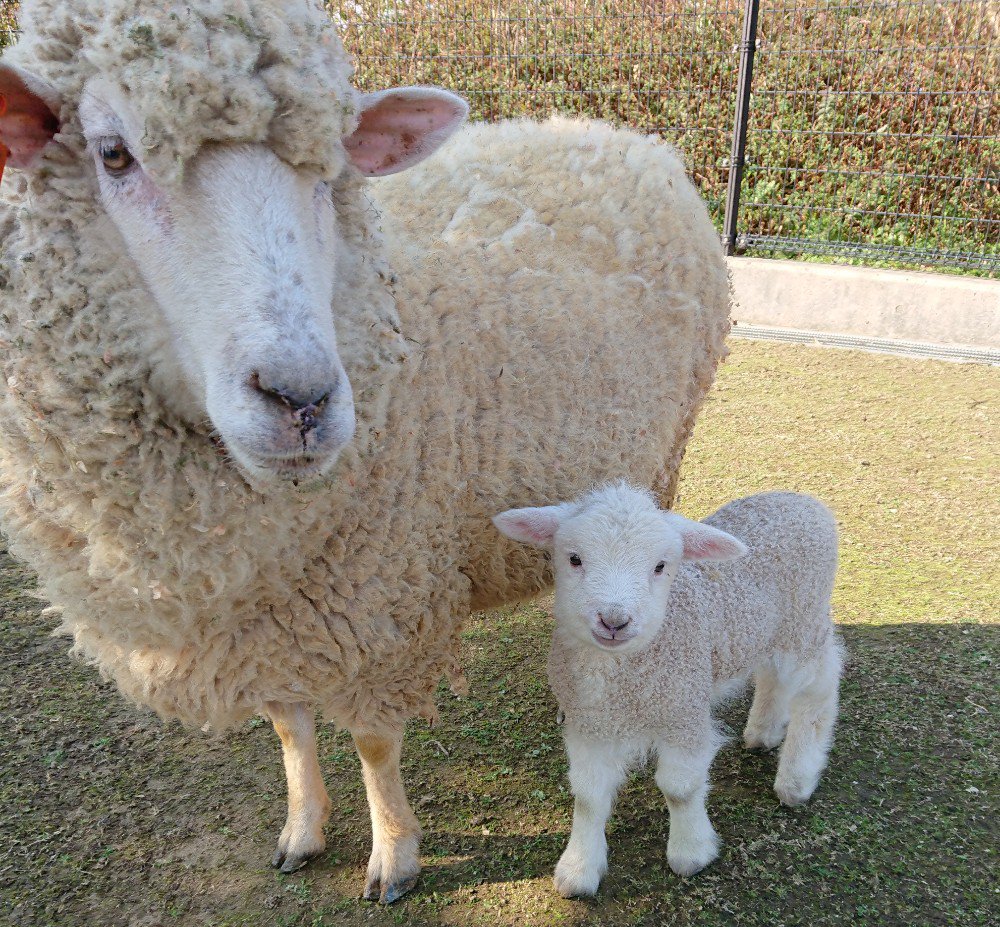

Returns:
494,486,747,655
64,77,467,486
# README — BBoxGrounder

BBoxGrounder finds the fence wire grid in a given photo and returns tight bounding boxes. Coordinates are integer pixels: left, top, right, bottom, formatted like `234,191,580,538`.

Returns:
1,1,997,275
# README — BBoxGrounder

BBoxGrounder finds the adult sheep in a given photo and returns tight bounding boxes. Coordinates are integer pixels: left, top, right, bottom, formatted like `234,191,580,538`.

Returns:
0,0,730,903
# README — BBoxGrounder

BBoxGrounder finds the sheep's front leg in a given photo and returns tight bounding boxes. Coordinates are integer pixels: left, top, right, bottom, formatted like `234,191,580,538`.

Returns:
266,702,330,873
655,739,719,877
553,730,628,898
352,728,421,904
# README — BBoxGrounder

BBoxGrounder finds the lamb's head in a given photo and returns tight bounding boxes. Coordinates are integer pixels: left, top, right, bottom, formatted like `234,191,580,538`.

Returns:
0,1,467,486
494,485,747,653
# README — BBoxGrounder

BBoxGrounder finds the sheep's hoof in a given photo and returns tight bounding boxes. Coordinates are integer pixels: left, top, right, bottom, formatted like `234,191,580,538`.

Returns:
271,826,326,873
363,873,419,904
271,845,322,874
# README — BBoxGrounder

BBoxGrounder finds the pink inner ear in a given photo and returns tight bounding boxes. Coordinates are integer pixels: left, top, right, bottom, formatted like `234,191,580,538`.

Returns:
682,529,745,561
0,75,60,170
344,92,463,177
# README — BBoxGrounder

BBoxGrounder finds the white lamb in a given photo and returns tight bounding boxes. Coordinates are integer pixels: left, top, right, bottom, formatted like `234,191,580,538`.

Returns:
494,485,844,897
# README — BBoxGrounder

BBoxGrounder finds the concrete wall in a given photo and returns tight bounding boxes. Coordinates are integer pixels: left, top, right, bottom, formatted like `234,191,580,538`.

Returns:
727,257,1000,350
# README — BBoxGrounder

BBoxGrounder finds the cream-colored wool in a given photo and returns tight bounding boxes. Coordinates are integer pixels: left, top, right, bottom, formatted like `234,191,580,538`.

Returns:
0,3,730,734
547,491,842,744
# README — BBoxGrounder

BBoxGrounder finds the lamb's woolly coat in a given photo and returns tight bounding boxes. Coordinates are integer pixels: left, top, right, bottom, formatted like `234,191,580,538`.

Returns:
548,493,839,748
0,2,730,731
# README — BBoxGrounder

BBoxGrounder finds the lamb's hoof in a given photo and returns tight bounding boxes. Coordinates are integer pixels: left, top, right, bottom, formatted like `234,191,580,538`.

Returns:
775,778,817,808
743,727,785,752
553,852,604,898
667,835,718,878
774,784,812,808
363,874,419,905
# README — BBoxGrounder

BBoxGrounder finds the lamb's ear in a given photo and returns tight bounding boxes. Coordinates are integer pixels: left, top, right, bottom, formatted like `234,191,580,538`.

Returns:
343,87,468,177
0,63,61,170
664,513,748,562
493,505,569,548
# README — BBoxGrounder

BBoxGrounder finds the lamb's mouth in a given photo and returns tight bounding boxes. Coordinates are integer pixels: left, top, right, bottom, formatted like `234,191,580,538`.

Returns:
590,631,634,650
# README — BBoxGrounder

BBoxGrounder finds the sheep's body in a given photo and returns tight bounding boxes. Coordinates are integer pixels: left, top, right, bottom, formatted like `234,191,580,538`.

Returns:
499,489,842,896
0,116,728,731
0,0,729,897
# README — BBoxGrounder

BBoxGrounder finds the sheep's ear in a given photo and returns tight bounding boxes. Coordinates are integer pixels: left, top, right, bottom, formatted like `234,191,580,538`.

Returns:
344,86,468,177
0,64,61,170
665,513,748,562
493,505,568,547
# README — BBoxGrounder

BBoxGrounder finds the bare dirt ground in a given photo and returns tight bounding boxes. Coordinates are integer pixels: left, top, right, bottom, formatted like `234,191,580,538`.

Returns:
1,341,996,927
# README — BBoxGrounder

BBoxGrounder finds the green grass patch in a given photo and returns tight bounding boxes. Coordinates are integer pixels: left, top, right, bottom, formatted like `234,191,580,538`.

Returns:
0,341,996,926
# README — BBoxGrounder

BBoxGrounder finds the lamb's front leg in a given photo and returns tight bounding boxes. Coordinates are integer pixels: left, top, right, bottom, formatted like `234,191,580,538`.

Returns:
655,736,719,877
266,702,331,873
553,730,629,898
352,728,421,904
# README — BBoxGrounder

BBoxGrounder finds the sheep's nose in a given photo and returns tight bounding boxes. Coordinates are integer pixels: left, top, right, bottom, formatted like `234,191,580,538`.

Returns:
250,372,335,417
598,611,632,632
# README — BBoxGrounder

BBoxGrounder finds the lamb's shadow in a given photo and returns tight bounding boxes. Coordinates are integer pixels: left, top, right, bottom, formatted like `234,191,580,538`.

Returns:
403,620,997,905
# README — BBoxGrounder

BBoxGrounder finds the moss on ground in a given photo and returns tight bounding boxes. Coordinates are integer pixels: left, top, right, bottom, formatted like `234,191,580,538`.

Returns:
1,341,997,926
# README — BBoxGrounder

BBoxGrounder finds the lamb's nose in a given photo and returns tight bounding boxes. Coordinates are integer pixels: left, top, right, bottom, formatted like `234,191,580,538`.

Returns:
598,611,632,632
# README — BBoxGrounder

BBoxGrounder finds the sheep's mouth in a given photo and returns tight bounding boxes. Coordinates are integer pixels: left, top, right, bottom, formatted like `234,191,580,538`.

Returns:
260,454,329,478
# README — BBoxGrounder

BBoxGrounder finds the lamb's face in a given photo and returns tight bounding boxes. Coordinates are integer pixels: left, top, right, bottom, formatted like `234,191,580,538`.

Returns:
494,486,748,655
60,78,465,487
550,504,685,653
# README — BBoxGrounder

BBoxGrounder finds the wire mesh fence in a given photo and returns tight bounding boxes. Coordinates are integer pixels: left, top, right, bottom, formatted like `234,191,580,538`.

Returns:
1,0,997,274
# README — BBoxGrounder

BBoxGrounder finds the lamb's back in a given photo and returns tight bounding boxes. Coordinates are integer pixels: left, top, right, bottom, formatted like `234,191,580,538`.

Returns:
674,492,838,682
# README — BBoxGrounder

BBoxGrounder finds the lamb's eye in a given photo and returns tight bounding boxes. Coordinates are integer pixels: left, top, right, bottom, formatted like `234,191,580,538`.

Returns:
654,561,666,575
100,140,135,175
569,553,583,568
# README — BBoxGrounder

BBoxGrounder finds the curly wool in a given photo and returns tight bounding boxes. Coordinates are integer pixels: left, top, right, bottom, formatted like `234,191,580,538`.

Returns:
548,492,840,747
9,0,356,184
0,8,730,732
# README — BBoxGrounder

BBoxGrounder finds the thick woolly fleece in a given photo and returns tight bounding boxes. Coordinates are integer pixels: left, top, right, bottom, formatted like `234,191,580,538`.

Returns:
0,3,730,731
548,493,840,747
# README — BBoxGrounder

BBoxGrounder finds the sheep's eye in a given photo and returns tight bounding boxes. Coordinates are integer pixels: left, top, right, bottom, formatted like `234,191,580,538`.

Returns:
569,553,583,568
100,140,135,175
654,561,666,575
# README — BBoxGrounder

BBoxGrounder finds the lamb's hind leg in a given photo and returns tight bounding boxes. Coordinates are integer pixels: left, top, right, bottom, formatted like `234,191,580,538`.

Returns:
352,728,421,904
774,637,845,807
266,702,331,873
744,659,793,751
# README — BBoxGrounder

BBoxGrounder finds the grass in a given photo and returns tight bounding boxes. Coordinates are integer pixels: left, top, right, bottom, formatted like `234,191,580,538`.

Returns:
1,340,997,926
1,1,998,274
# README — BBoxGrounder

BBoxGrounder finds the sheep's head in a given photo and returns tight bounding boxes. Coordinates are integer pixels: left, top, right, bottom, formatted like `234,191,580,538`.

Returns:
0,1,467,486
494,485,747,654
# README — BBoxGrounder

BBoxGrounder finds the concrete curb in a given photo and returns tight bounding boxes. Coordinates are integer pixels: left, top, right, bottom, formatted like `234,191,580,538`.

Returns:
727,257,1000,351
730,323,1000,365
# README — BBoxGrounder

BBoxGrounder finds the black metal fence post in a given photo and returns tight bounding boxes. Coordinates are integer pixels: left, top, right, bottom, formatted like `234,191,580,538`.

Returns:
722,0,761,256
